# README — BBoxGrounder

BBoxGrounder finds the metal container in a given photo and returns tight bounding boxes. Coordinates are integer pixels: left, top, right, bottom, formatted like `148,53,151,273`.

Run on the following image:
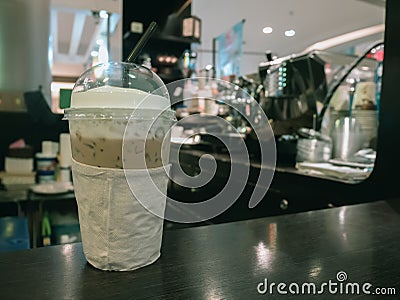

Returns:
296,128,332,162
331,116,364,160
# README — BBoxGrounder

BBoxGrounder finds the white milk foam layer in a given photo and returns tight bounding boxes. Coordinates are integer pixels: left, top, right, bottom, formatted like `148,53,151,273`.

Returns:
71,86,170,110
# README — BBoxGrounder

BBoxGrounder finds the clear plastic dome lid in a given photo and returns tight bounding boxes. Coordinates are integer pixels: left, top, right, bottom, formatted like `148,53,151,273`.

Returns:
69,62,170,110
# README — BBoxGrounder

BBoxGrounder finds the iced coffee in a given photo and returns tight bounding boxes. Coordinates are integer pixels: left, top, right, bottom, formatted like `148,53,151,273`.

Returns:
67,85,173,169
64,62,175,271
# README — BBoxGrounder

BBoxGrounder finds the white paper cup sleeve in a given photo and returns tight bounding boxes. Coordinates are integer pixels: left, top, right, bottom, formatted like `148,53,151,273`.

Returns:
71,159,170,271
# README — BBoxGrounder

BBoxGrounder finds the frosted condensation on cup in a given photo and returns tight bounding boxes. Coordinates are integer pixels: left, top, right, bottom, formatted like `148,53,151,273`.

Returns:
67,86,174,169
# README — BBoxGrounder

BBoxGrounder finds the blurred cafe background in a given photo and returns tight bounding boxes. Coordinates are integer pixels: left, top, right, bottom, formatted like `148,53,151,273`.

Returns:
0,0,398,249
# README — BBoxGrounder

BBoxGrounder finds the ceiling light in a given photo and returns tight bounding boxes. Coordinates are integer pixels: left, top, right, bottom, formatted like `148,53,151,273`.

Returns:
99,10,108,19
284,29,296,37
263,27,273,34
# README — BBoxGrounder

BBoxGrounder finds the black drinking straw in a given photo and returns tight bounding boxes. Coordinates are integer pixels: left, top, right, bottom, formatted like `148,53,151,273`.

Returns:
126,21,158,63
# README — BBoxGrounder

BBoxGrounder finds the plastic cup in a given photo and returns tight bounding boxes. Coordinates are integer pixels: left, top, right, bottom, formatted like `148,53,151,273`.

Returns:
64,62,175,169
63,62,175,271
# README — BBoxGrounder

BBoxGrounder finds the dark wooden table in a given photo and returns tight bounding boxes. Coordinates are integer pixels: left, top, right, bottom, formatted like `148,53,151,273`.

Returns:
0,200,399,299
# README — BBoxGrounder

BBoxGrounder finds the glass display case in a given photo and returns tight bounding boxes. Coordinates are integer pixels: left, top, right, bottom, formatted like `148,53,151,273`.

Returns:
257,42,384,183
297,42,384,183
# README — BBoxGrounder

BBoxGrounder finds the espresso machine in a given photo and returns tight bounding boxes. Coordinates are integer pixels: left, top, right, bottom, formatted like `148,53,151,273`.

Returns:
257,51,329,163
258,51,328,136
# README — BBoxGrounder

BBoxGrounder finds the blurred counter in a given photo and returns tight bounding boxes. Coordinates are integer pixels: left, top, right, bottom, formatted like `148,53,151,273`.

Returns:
0,186,77,248
169,145,388,223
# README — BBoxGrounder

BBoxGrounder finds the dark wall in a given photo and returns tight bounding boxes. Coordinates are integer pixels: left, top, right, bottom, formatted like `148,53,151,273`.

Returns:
364,0,400,197
123,1,190,36
122,0,193,84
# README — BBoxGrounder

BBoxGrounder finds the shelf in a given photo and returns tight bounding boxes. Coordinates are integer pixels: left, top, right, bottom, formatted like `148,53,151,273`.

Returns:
158,34,200,44
124,31,200,45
